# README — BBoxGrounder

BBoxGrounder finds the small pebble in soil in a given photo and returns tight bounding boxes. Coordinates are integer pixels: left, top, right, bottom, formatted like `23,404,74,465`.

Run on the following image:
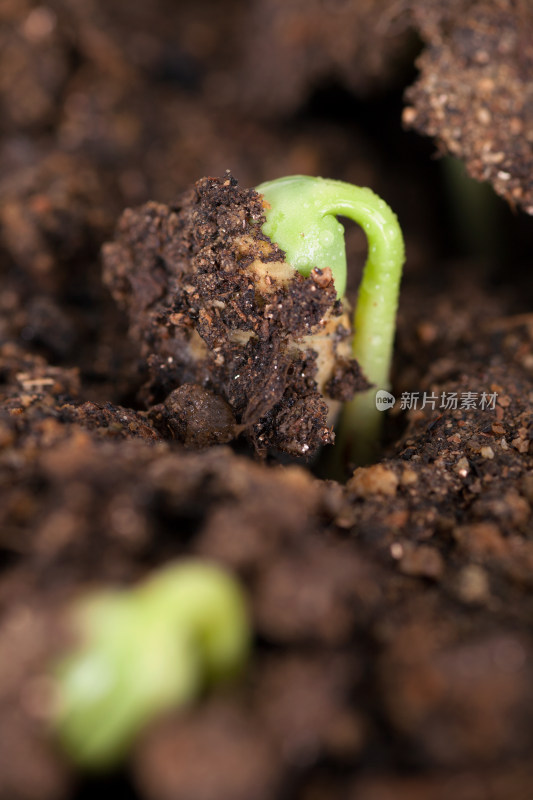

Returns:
347,464,399,497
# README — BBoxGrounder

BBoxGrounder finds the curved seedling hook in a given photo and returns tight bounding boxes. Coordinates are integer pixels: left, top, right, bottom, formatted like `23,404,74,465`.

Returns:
257,176,405,465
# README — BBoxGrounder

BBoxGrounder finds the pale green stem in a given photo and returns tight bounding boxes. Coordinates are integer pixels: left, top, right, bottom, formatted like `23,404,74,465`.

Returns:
257,176,405,467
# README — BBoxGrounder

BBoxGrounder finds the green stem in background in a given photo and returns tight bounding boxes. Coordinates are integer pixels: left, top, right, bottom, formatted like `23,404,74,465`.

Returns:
51,560,250,770
442,156,500,263
256,176,405,467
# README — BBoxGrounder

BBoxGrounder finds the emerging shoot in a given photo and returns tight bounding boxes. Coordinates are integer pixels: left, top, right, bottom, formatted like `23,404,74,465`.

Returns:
51,560,250,770
256,175,405,465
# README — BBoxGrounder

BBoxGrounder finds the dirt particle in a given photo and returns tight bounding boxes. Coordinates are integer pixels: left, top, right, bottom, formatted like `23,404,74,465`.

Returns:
510,428,531,454
454,457,470,477
151,384,236,448
476,107,491,126
480,446,494,459
398,543,444,580
400,468,418,486
390,542,404,560
347,464,399,497
384,510,409,529
416,321,438,343
402,106,417,125
456,564,490,604
453,522,506,559
447,433,461,445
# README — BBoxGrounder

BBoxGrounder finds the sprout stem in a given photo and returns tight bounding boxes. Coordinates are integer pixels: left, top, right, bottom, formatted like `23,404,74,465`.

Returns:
257,176,405,468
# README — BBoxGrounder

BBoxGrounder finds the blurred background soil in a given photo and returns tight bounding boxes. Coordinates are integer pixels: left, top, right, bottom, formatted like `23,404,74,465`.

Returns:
1,1,533,799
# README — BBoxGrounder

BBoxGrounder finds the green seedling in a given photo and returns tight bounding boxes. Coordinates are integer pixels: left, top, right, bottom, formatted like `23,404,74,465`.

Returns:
256,175,405,465
52,560,250,770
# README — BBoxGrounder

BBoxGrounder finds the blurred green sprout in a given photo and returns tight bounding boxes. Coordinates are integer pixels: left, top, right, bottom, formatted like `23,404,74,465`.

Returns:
51,560,250,770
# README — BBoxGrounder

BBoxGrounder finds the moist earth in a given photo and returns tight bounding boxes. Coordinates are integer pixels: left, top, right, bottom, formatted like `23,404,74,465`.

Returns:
102,174,366,457
1,2,532,800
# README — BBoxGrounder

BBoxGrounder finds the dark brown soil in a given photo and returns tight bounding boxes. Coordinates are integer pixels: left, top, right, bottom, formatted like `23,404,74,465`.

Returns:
102,175,366,456
1,2,533,800
404,0,533,215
